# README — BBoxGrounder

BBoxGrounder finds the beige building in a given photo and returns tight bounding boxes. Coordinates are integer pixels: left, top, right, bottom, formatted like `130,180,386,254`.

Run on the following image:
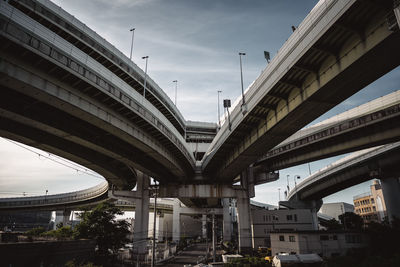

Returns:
251,207,314,248
270,231,368,258
353,180,387,223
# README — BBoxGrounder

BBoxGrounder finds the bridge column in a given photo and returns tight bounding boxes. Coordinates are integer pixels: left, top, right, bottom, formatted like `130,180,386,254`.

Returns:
53,210,71,229
172,199,181,243
395,3,400,28
133,171,150,255
202,214,207,239
237,197,252,253
222,198,232,242
156,212,164,242
381,177,400,222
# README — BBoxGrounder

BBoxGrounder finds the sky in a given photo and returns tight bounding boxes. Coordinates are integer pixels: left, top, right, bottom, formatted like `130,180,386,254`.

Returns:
1,0,400,207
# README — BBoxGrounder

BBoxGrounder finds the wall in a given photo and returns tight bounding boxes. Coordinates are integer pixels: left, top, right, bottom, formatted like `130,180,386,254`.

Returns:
251,208,314,248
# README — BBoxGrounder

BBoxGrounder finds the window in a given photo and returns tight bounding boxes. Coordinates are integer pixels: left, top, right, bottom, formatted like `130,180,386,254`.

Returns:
289,236,295,242
320,235,329,241
371,198,375,204
294,214,298,222
332,235,338,240
279,235,285,241
287,215,293,221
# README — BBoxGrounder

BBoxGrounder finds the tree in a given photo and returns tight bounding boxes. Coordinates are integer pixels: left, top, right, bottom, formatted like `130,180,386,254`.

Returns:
74,202,130,256
338,212,363,230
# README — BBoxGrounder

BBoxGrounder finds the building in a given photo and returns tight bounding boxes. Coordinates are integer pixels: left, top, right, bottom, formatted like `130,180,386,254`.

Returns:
353,180,387,223
251,207,314,248
270,230,368,258
319,202,354,221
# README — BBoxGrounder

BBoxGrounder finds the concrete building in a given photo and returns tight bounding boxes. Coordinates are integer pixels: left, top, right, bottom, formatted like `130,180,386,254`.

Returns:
270,231,368,258
353,180,387,223
251,207,314,248
319,202,354,221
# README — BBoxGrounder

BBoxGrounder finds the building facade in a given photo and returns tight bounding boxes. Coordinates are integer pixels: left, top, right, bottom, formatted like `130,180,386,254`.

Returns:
353,180,387,223
319,202,354,221
270,231,368,258
251,207,314,248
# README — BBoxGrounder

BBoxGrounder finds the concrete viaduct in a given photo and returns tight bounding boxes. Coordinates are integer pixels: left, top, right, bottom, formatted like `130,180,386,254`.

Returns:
1,0,400,253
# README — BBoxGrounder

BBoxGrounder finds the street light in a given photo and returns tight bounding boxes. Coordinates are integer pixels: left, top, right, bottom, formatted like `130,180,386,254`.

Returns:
217,90,222,128
239,52,247,114
173,80,178,106
129,28,135,60
278,188,281,202
142,56,149,99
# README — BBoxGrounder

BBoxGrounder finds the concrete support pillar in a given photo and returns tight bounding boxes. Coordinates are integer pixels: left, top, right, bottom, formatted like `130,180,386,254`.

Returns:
202,214,207,239
53,210,71,229
156,213,164,242
222,198,232,242
310,202,319,230
394,4,400,28
381,177,400,222
172,199,181,243
133,172,149,255
237,197,252,253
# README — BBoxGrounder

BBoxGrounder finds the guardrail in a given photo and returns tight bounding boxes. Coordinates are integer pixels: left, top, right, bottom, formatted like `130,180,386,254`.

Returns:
287,142,400,200
0,1,195,166
0,181,109,208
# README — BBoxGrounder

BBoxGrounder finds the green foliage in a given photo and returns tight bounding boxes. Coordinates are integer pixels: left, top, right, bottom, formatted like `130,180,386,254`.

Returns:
324,218,343,230
73,202,130,256
339,212,364,230
65,259,101,267
225,256,271,267
26,226,46,236
41,226,74,240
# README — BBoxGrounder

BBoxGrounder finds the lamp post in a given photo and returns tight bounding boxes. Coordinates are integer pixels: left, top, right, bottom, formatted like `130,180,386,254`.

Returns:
173,80,178,106
142,56,149,99
129,28,135,60
239,52,247,113
217,90,222,128
278,188,281,202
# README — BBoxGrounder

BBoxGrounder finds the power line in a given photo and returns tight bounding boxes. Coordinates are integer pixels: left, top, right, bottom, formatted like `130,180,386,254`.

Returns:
2,138,104,180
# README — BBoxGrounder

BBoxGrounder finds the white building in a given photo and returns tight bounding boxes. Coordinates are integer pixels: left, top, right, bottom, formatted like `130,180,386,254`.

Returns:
319,202,354,221
251,207,314,248
270,231,368,258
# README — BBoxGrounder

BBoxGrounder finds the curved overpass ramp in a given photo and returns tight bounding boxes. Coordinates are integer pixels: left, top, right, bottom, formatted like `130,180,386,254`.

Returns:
287,142,400,201
0,181,109,211
0,0,195,189
257,90,400,171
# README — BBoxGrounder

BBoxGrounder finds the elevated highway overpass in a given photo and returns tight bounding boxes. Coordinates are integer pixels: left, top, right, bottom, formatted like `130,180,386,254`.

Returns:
202,0,400,182
286,142,400,202
256,90,400,171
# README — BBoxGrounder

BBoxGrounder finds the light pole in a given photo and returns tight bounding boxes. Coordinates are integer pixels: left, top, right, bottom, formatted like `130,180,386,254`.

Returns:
142,56,149,99
217,90,222,128
173,80,178,106
129,28,135,60
239,52,247,113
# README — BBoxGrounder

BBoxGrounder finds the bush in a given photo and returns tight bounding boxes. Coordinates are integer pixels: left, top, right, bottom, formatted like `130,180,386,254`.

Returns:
26,227,46,236
41,226,74,240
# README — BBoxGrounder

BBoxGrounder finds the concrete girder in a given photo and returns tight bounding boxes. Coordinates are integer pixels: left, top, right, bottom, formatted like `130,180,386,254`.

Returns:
0,57,191,183
158,184,248,199
294,146,400,201
257,103,400,171
203,6,400,182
